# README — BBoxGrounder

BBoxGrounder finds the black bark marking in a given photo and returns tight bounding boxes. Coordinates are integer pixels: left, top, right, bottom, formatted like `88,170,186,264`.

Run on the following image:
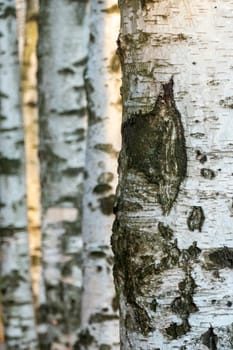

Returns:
187,206,205,232
200,168,215,179
122,77,187,215
0,6,15,18
196,150,207,163
0,156,21,175
99,194,115,215
208,247,233,269
201,325,218,350
165,320,190,339
93,183,112,194
167,272,198,339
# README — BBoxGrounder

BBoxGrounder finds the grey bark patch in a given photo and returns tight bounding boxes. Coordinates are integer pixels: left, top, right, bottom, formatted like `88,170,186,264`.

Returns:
201,325,218,350
200,168,215,179
122,77,187,215
187,206,205,232
208,247,233,269
99,194,115,215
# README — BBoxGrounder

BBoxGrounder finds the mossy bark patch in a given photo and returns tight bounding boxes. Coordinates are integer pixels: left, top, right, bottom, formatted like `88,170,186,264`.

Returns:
122,78,187,214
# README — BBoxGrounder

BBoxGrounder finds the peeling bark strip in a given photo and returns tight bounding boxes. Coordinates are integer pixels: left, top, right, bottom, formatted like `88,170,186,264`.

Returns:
122,78,187,214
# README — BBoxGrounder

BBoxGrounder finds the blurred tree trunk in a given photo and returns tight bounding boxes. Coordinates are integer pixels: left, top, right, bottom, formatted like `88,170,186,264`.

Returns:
21,0,41,308
79,1,121,349
0,1,38,349
112,1,233,349
15,0,26,61
37,1,89,349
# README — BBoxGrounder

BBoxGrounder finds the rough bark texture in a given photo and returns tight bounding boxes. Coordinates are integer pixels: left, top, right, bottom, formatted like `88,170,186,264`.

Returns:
0,1,38,348
112,1,233,349
21,0,41,308
38,1,89,348
79,0,121,349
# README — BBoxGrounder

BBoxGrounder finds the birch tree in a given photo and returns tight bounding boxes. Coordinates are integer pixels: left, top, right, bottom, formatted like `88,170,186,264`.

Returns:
21,0,41,307
112,1,233,349
0,0,38,348
79,1,121,349
38,1,89,348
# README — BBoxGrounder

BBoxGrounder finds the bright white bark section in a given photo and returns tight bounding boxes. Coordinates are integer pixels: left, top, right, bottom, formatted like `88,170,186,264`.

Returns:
0,1,38,349
38,1,89,348
80,1,121,349
114,0,233,349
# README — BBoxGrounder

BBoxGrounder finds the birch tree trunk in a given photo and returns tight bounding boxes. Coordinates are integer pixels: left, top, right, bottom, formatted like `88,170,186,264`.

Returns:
112,1,233,349
15,0,26,62
21,0,41,308
79,1,121,349
0,1,38,349
38,1,89,348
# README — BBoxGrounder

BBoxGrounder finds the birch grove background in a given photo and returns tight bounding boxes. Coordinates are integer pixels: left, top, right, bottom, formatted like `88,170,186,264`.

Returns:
0,0,120,349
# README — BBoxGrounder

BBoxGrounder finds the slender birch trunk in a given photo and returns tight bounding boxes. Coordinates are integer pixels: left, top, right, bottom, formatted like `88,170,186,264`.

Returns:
15,0,26,62
38,1,89,348
21,0,40,307
112,1,233,349
79,1,121,349
0,1,38,349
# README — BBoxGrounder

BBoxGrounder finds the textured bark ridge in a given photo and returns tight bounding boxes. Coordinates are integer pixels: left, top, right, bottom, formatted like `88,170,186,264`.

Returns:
122,78,187,215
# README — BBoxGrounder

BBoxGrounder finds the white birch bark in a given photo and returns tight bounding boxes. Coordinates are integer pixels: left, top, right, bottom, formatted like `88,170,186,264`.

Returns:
0,1,38,349
38,1,89,348
112,0,233,349
79,1,121,349
21,0,40,307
